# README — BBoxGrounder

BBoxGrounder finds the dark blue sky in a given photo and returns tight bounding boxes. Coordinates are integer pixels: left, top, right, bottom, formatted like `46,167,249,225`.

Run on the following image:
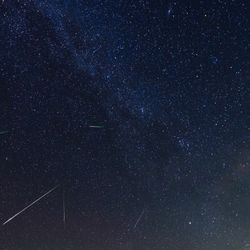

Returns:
0,1,250,249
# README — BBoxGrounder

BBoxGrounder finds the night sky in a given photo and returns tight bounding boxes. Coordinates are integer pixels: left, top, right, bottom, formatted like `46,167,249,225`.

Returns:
0,0,250,249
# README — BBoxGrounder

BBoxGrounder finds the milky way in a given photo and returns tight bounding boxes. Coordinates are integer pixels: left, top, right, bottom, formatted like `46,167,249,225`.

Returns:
0,1,250,249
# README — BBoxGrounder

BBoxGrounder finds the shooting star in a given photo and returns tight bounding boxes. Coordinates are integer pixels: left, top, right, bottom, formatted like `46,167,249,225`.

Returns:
133,209,145,230
89,125,104,129
63,189,66,228
0,131,8,135
3,185,59,226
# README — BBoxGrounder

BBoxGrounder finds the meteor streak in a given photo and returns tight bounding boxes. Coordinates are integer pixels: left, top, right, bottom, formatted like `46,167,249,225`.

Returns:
0,131,8,135
133,209,145,230
63,189,66,228
3,185,59,226
89,125,104,129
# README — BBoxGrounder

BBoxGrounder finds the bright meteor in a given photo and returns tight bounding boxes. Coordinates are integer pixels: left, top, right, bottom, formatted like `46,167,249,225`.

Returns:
3,185,59,226
89,125,104,129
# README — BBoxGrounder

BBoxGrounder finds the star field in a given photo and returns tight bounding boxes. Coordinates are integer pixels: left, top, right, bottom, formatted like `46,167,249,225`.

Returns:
0,0,250,249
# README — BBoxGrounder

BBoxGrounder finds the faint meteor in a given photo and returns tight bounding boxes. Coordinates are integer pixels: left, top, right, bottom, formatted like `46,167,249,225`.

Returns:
133,209,145,230
63,189,66,228
0,131,8,135
89,125,104,129
3,185,59,226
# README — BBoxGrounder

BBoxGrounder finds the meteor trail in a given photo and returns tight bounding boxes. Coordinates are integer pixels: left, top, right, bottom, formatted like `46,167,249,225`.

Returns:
89,125,104,129
3,185,59,226
63,189,66,228
133,209,145,230
0,131,8,135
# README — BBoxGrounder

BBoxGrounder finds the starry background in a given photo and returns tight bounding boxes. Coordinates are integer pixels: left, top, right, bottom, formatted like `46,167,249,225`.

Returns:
0,0,250,249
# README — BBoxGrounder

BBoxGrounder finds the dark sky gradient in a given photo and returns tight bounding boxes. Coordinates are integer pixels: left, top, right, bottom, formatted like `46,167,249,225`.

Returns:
0,1,250,249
